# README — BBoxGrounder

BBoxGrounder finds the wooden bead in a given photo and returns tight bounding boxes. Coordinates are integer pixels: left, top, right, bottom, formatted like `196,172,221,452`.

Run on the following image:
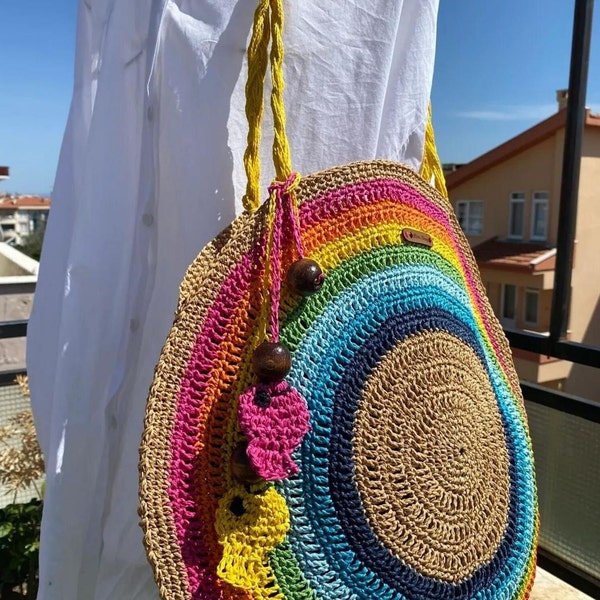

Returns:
230,441,263,486
286,258,324,295
252,341,292,381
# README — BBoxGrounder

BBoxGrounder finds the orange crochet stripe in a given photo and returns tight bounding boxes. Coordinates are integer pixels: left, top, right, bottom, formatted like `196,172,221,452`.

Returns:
184,274,259,599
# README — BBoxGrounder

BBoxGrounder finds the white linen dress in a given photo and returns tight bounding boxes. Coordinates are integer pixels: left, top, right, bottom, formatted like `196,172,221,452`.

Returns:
27,1,440,598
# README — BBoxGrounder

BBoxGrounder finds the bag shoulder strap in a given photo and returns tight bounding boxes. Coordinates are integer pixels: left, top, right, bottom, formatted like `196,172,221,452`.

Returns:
242,0,448,213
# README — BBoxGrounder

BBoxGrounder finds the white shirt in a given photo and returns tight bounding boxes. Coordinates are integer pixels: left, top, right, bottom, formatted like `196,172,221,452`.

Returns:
28,1,439,598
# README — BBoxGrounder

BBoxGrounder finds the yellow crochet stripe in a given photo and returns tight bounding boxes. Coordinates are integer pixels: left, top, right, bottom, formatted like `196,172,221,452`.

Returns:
312,224,460,278
216,485,289,596
309,220,490,352
420,104,448,198
243,0,293,213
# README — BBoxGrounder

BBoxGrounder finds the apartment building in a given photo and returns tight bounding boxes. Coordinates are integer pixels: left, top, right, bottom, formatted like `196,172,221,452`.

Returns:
0,194,50,245
446,100,600,400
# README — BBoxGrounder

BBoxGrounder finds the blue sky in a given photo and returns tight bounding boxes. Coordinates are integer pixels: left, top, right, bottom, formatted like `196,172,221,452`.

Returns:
0,1,599,194
432,0,600,165
0,1,78,195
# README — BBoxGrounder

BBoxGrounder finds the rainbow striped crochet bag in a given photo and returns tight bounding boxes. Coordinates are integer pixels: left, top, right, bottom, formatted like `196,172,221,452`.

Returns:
139,1,539,599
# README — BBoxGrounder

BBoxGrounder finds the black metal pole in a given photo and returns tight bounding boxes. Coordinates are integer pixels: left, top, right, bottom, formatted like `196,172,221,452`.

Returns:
550,0,595,342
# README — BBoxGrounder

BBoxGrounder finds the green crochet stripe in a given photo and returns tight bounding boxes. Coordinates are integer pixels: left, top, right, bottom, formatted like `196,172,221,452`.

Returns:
281,243,463,352
270,243,464,595
270,542,317,600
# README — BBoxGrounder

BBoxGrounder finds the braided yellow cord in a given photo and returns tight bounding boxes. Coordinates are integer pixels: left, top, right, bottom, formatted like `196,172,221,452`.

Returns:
245,0,444,212
269,0,293,181
420,105,448,198
243,0,271,213
243,0,293,213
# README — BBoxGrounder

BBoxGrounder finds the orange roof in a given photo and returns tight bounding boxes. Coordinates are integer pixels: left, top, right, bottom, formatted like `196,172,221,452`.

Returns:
446,108,600,189
473,237,556,273
0,195,51,209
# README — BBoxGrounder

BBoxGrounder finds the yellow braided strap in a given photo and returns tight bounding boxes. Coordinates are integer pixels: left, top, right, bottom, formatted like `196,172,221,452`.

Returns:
243,0,293,213
268,0,292,181
420,105,448,198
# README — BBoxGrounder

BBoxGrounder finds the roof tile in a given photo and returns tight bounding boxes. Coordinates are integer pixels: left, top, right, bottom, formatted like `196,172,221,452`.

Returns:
473,237,556,272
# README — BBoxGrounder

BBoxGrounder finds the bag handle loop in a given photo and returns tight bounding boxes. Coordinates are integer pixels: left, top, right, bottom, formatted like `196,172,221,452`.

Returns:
242,0,293,213
420,105,448,198
241,0,448,211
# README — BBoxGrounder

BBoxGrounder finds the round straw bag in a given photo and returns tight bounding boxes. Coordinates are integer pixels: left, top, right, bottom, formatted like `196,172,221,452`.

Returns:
139,2,538,599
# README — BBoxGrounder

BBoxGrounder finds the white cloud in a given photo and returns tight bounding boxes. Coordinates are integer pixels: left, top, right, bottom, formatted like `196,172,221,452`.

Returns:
456,104,558,121
457,101,600,121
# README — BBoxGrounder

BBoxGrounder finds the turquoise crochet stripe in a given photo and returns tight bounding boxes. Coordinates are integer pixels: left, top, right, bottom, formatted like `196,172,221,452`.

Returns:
272,250,536,600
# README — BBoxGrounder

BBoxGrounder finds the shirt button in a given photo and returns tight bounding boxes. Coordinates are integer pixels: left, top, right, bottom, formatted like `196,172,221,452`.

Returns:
142,213,154,226
146,105,154,121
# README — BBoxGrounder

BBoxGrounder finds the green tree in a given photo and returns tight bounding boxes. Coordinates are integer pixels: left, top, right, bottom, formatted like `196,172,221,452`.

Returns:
0,377,44,598
16,225,46,262
0,500,41,599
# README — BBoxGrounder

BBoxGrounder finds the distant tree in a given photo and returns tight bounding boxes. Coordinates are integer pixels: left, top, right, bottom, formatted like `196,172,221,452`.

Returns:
16,225,46,262
0,375,44,599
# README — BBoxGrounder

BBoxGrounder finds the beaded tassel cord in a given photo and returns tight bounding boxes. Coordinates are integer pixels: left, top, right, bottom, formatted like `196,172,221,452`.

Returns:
237,173,311,484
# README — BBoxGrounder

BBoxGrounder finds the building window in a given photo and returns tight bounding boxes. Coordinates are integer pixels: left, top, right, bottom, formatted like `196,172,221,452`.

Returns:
524,289,539,325
456,201,483,235
501,284,517,323
508,192,525,239
531,192,549,241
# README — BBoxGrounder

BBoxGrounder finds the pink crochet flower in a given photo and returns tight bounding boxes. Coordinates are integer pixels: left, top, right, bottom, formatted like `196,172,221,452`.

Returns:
238,380,310,481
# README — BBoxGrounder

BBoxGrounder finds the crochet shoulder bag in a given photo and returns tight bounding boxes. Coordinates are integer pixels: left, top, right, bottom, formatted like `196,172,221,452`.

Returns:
139,1,539,598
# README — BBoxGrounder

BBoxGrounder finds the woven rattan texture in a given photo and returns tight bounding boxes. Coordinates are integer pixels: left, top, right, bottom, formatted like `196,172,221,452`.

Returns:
139,160,538,600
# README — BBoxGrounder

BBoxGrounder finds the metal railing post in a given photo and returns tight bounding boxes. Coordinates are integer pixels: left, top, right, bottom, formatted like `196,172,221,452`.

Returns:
550,0,595,343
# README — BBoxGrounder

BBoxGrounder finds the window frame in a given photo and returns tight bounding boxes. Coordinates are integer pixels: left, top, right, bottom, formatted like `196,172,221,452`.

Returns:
501,283,517,325
455,200,484,236
531,191,549,241
508,192,526,239
524,288,540,326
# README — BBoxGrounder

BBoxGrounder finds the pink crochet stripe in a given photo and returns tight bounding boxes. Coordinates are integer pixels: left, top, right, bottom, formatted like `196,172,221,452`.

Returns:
169,248,262,598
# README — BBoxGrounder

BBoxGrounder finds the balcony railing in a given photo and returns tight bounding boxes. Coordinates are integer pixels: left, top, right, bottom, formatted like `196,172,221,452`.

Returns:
501,0,600,594
0,320,28,385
